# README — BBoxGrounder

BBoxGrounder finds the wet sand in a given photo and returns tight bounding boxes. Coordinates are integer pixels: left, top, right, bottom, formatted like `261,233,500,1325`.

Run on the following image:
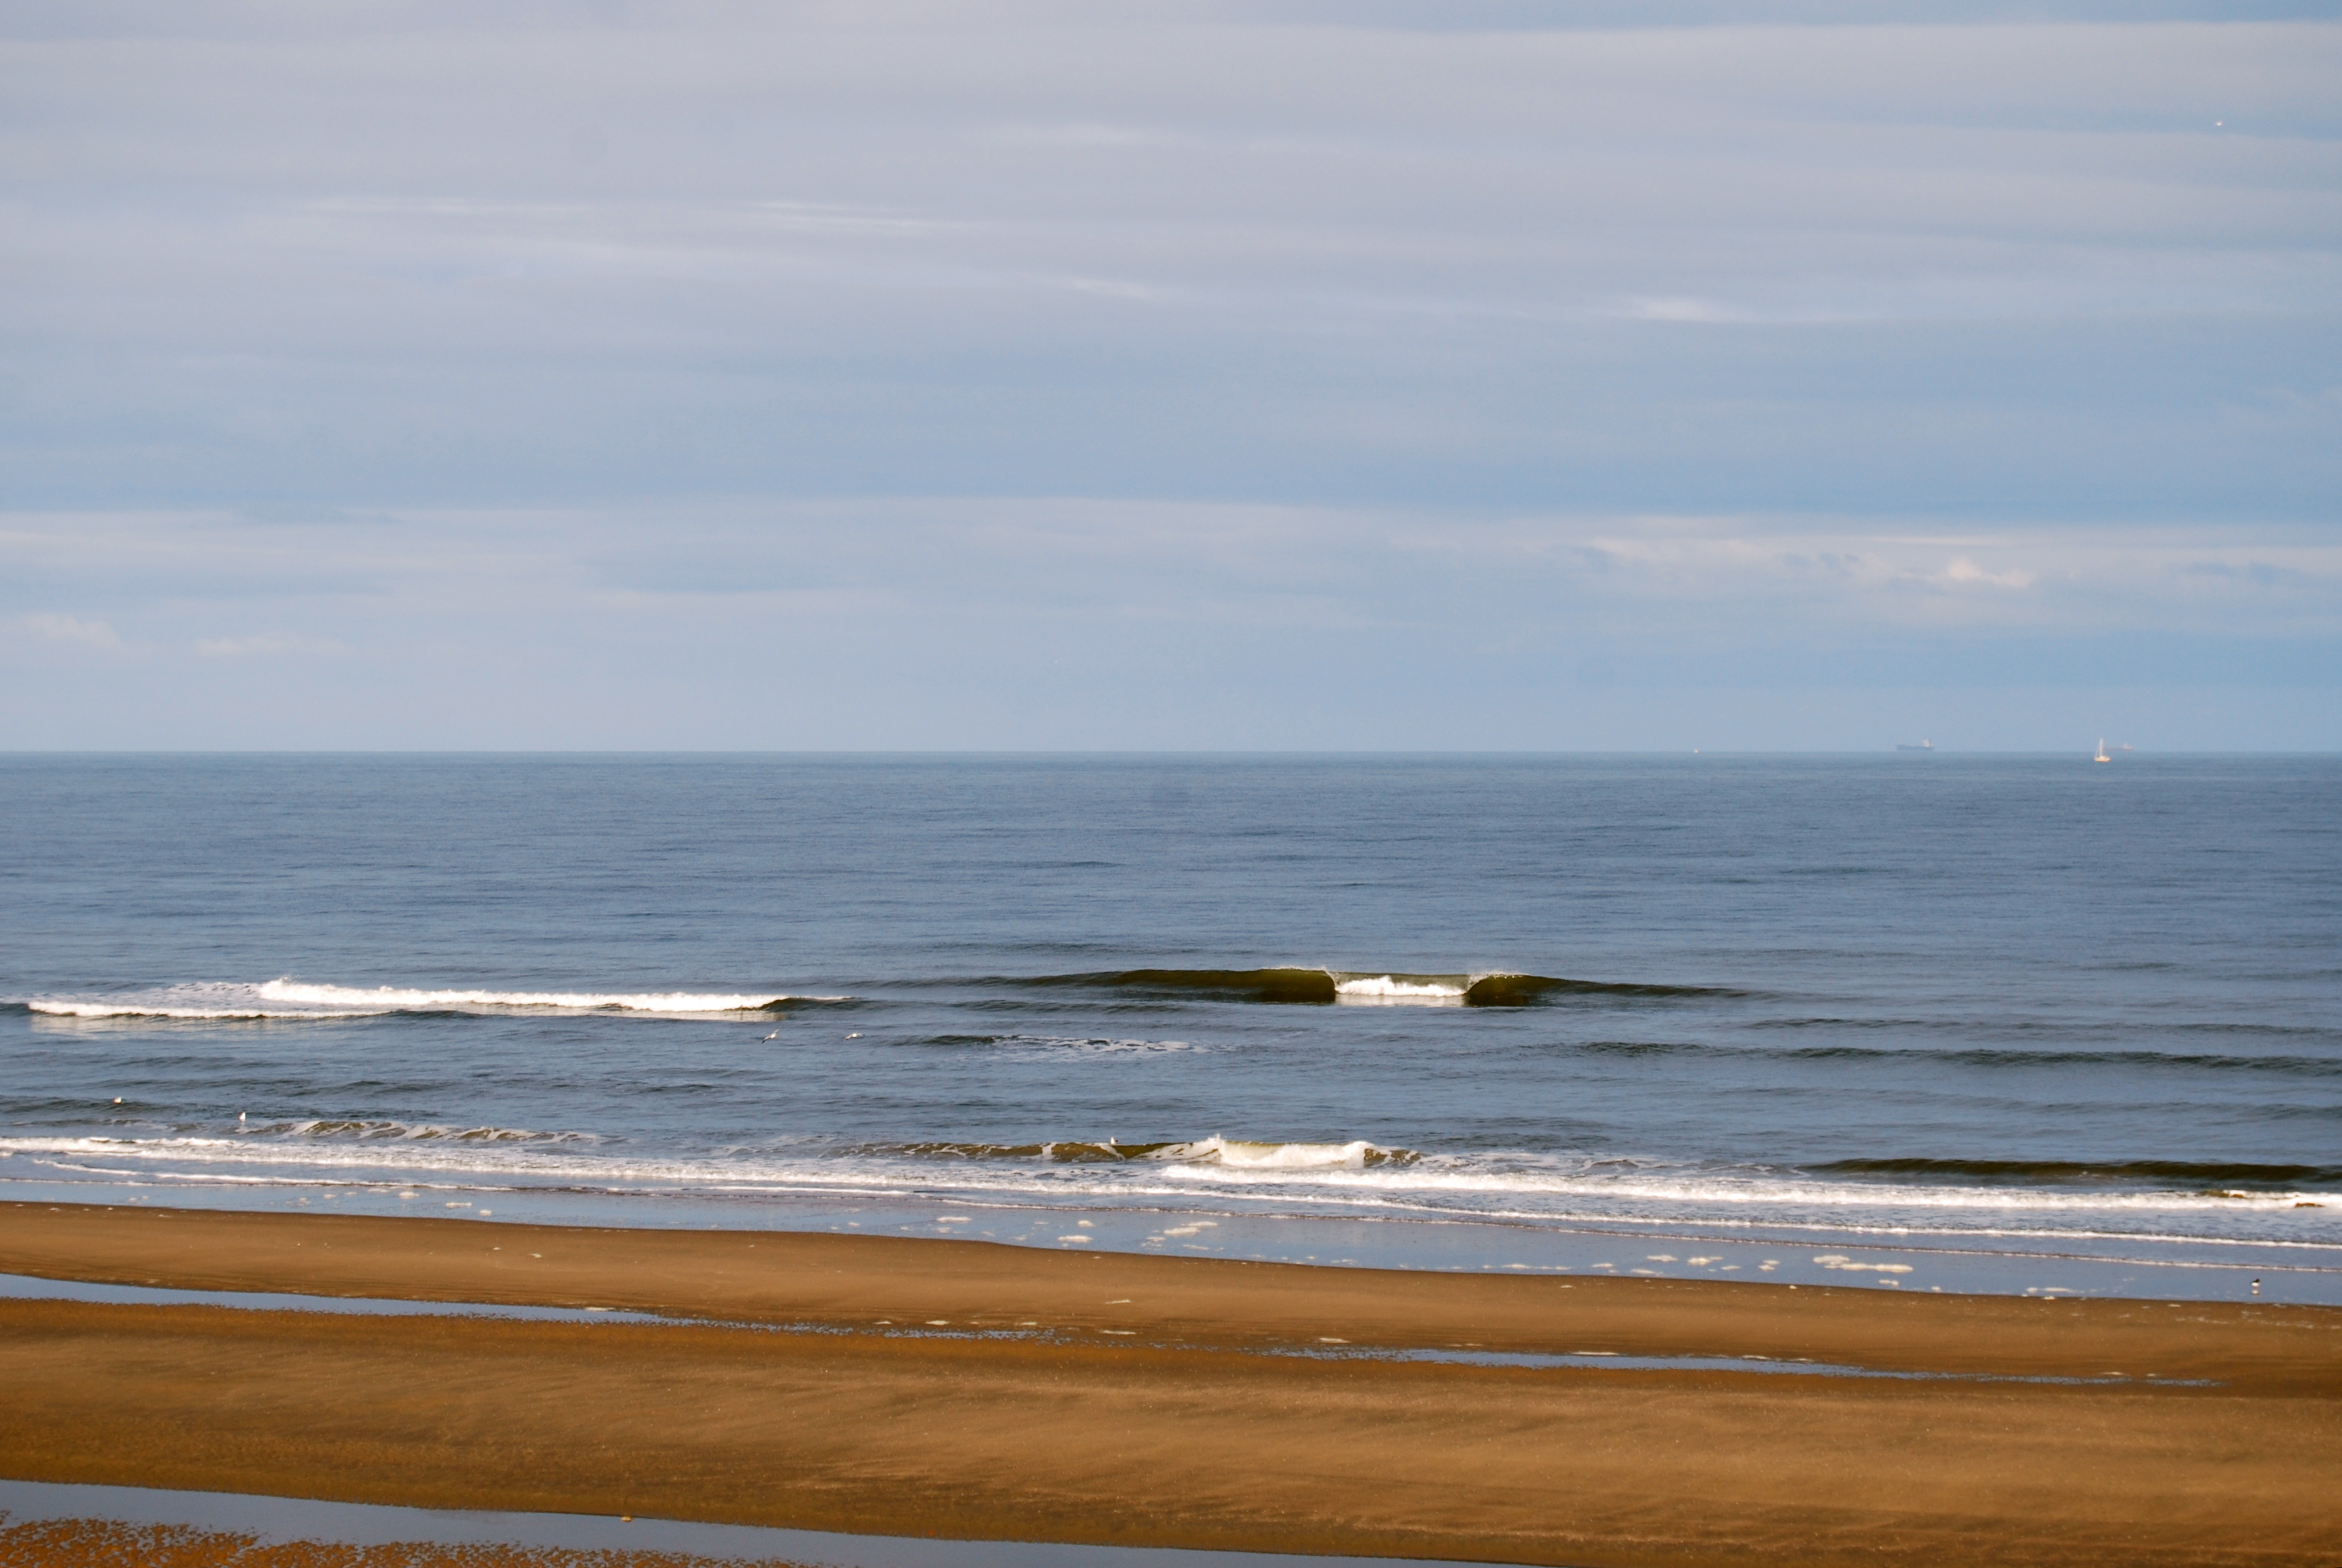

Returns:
0,1516,734,1568
3,1202,2339,1566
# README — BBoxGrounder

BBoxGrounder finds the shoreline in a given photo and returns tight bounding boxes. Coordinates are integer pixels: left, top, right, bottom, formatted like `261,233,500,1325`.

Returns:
6,1175,2330,1305
5,1201,2340,1565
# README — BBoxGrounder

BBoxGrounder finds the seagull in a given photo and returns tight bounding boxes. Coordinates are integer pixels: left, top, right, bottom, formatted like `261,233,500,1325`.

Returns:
762,1031,779,1041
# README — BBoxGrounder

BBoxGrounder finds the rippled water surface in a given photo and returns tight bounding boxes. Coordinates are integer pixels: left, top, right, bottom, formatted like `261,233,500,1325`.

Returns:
4,754,2337,1298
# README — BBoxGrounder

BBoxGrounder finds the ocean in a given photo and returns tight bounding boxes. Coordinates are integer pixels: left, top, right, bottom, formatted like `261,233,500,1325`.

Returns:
4,753,2337,1302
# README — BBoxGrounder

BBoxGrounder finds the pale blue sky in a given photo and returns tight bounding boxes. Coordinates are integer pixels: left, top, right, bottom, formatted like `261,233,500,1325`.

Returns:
4,2,2337,748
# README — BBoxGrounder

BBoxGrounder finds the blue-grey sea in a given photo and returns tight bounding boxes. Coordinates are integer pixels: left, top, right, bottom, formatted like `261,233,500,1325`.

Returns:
4,754,2337,1301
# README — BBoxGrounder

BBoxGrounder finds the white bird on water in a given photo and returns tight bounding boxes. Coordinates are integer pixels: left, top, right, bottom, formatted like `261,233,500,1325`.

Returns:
762,1031,779,1041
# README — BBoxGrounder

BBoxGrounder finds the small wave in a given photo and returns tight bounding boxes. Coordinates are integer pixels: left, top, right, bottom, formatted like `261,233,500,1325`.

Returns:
858,1136,1418,1168
1037,968,1342,1003
1460,973,1729,1004
1820,1158,2342,1188
1010,968,1721,1006
27,1001,398,1020
283,1119,594,1144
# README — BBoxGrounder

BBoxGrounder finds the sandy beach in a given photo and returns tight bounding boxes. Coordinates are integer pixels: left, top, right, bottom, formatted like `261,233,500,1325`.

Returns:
3,1201,2339,1566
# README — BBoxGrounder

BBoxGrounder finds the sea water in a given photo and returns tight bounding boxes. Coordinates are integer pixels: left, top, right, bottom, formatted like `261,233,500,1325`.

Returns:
3,754,2336,1300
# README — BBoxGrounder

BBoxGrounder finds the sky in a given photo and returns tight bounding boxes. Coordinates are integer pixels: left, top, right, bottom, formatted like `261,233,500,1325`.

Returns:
3,1,2337,750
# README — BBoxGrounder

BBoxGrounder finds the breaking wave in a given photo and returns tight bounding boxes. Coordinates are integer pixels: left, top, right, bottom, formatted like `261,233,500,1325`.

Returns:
281,1119,596,1144
7,1134,2332,1237
14,968,1714,1020
857,1136,1417,1168
1010,968,1723,1005
23,979,831,1020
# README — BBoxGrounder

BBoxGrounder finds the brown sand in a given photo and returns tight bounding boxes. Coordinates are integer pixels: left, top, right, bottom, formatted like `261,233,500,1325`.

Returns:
3,1201,2339,1566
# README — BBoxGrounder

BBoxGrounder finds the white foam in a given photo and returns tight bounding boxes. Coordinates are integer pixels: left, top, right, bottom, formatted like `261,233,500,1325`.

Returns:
25,978,830,1020
1143,1159,2331,1214
3,1134,2332,1254
1165,1136,1382,1169
1815,1254,1914,1274
1332,974,1466,1003
256,980,799,1012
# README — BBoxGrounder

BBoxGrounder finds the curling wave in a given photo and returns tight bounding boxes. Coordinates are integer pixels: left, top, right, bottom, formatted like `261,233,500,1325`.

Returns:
1011,968,1722,1006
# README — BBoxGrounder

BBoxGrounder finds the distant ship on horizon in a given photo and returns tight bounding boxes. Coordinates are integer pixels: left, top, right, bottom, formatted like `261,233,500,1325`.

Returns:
1895,740,1934,751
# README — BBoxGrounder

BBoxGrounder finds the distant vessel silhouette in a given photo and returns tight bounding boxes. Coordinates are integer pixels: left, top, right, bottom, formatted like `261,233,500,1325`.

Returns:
2094,738,2112,763
1895,740,1934,752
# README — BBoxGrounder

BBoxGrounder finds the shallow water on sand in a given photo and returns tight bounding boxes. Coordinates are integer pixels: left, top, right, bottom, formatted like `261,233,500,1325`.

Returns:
4,754,2337,1299
0,1478,1499,1568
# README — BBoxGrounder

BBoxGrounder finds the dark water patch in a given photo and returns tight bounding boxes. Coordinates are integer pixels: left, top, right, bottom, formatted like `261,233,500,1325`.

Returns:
1781,1045,2342,1075
1819,1158,2342,1188
1751,1016,2106,1035
1753,1016,2340,1043
1576,1040,1712,1058
0,1097,162,1117
1559,1039,2342,1076
955,995,1183,1016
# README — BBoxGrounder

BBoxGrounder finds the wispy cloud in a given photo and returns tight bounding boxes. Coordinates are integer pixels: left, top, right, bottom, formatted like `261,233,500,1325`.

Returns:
193,633,348,659
19,612,120,647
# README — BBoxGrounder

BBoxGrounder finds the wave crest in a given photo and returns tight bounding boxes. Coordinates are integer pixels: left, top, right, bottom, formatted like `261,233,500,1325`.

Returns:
283,1119,594,1144
1010,968,1722,1006
24,979,834,1020
27,1000,385,1020
255,981,808,1013
862,1135,1417,1168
